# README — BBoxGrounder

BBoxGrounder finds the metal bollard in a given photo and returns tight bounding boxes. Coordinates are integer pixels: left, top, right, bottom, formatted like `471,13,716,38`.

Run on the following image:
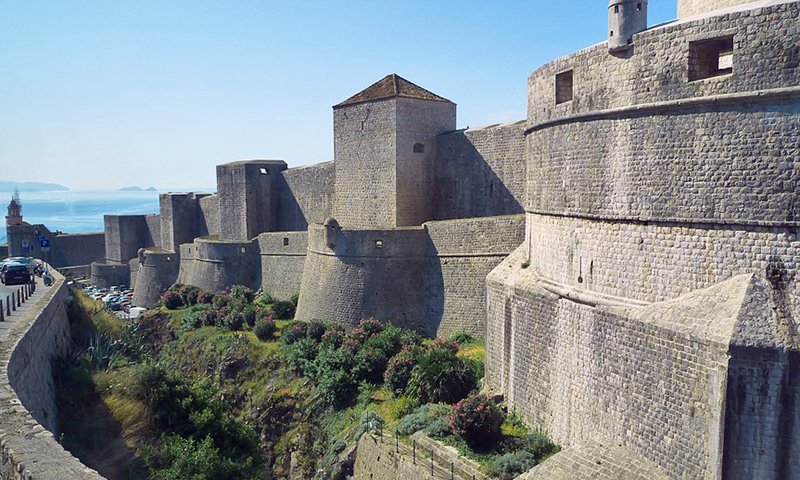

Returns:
0,299,4,321
6,295,10,315
413,440,416,464
396,435,399,453
451,462,454,480
431,449,434,476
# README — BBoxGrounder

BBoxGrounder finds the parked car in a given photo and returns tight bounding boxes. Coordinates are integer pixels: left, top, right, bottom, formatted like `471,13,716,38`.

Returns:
1,263,32,286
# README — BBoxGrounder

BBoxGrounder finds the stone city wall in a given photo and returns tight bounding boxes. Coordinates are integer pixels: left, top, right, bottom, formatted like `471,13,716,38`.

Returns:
90,261,131,289
103,215,160,264
434,122,526,221
177,237,258,293
423,215,525,338
276,162,334,232
256,231,307,300
131,249,179,308
0,270,105,479
678,0,761,18
486,246,735,480
296,224,427,330
525,213,800,311
50,232,105,269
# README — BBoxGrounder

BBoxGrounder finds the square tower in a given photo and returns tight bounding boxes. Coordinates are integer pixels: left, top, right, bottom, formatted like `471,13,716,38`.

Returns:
217,160,288,241
333,74,456,228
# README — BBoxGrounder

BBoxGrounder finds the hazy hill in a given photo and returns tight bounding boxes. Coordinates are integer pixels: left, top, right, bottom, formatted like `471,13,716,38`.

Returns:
0,181,68,192
119,186,157,191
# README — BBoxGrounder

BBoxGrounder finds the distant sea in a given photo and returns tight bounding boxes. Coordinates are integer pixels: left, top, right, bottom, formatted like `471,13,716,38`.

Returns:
0,190,166,245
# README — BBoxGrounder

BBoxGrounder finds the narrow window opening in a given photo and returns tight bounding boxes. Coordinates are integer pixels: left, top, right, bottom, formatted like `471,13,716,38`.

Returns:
555,70,574,105
166,256,171,262
413,143,425,153
637,2,642,10
375,240,383,249
689,36,734,81
610,30,614,37
283,237,289,246
614,5,619,13
239,247,246,254
260,168,269,175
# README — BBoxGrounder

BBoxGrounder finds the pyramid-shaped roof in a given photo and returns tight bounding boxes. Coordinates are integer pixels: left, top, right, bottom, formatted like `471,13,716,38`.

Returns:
334,74,451,108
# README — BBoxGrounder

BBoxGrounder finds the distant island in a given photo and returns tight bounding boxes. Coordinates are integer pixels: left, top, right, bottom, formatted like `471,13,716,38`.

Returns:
119,186,157,191
0,181,69,192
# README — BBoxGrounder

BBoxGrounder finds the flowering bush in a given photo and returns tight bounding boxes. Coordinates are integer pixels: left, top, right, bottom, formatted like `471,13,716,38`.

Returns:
359,318,384,337
342,328,368,353
431,338,460,355
196,290,214,305
254,316,277,341
355,347,389,384
229,285,255,303
160,290,183,310
306,319,328,342
212,291,230,310
384,345,423,394
281,322,308,345
321,329,345,349
448,394,505,449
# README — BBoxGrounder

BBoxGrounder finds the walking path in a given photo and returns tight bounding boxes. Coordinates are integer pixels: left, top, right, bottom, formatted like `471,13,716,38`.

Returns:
0,277,46,341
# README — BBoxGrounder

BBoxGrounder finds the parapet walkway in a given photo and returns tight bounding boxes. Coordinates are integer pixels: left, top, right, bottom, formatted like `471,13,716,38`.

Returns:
0,278,45,342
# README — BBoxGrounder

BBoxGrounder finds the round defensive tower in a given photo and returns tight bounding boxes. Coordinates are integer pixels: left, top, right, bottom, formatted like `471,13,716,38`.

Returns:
487,1,800,479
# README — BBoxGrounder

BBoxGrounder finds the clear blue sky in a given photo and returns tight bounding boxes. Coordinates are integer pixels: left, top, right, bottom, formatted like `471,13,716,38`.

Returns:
0,1,677,191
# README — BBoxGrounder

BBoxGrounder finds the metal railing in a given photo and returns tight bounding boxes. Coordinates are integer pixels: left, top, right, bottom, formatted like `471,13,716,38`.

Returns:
0,278,38,323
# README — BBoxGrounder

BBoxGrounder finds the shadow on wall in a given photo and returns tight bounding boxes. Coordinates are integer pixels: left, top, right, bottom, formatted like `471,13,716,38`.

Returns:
424,238,445,337
275,173,307,231
434,128,524,221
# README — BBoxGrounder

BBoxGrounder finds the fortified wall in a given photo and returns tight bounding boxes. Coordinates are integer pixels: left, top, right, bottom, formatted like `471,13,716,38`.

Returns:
0,271,105,479
90,75,527,337
487,0,800,479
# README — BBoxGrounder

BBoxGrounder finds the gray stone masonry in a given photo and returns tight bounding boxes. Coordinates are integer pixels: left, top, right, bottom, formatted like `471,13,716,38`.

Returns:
0,270,105,479
217,160,287,241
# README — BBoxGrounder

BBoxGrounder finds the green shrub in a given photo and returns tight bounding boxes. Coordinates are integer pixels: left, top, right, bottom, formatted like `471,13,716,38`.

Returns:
290,293,300,307
283,338,319,376
178,285,204,306
359,318,383,337
449,332,474,345
521,432,560,460
306,319,328,342
271,300,296,320
281,321,308,345
257,290,275,304
364,323,401,357
399,329,424,347
133,364,261,472
160,290,183,310
384,345,423,394
447,393,505,449
406,341,476,404
394,403,451,437
321,328,345,349
342,327,368,353
180,304,213,332
254,317,276,341
485,451,538,480
145,434,249,480
313,347,358,407
354,347,389,384
212,291,230,310
229,285,255,303
196,290,214,305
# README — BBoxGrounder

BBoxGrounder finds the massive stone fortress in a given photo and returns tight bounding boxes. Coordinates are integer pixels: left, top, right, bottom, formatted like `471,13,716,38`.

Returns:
487,0,800,478
83,74,527,338
4,0,800,477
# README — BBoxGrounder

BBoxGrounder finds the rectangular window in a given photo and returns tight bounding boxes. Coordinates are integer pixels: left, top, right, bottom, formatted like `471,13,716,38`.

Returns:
555,70,574,105
689,36,734,81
